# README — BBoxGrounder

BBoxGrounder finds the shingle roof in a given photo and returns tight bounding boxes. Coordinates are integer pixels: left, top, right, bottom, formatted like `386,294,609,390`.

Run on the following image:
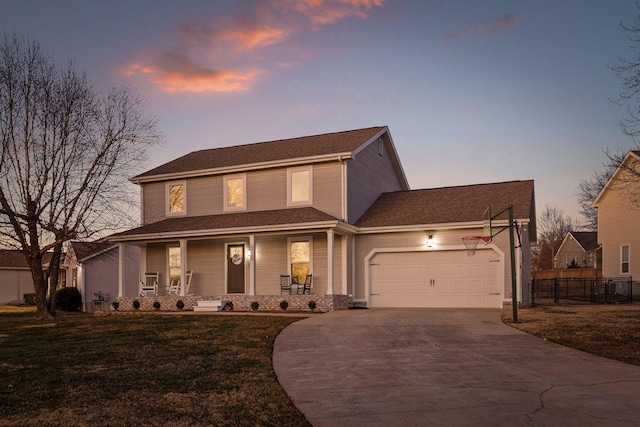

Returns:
134,126,386,180
70,241,117,262
569,231,599,252
355,180,535,227
109,207,340,240
0,250,29,268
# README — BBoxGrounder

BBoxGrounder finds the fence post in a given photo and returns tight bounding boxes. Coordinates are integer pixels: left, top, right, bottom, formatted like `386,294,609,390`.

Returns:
629,276,633,304
554,277,559,304
531,278,535,306
590,278,595,304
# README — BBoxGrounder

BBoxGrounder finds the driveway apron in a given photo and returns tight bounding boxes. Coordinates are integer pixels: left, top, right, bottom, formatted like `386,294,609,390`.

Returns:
273,308,640,427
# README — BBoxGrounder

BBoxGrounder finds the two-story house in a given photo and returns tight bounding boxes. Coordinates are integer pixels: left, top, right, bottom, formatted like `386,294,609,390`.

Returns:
593,150,640,280
110,126,536,310
554,231,601,269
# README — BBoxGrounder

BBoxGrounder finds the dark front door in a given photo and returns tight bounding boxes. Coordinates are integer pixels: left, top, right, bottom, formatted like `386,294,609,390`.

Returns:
227,244,245,293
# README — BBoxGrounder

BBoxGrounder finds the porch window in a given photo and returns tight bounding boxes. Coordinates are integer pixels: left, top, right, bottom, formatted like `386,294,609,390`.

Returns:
290,239,311,285
224,174,246,211
167,181,186,215
621,244,630,274
287,166,312,206
169,246,181,284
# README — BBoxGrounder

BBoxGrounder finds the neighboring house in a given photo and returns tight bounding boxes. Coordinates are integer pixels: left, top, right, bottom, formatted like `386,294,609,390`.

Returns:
63,241,139,312
0,250,35,304
554,231,601,269
110,126,536,309
593,150,640,279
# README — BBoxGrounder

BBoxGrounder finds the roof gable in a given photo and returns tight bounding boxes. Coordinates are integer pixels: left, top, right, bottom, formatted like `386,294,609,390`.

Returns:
69,241,117,262
593,150,640,206
133,126,388,182
355,180,535,228
569,231,599,252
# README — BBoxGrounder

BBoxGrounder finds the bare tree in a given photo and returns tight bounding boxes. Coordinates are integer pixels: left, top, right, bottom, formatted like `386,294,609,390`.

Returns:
576,165,616,230
0,35,161,319
531,206,580,271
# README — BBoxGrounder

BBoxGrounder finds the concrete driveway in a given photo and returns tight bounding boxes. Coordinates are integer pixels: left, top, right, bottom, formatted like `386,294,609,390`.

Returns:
273,308,640,427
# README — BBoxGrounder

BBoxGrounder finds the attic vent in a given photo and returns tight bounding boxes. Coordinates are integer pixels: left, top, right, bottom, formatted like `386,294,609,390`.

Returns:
377,138,384,156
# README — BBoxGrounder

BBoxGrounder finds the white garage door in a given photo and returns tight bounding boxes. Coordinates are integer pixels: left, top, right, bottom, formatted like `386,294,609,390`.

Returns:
369,249,503,308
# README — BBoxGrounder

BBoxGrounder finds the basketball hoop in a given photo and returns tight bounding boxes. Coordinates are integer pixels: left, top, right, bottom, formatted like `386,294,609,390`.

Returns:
462,236,490,256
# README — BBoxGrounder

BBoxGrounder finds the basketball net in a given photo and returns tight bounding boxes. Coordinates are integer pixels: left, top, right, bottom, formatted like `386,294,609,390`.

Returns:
462,236,490,256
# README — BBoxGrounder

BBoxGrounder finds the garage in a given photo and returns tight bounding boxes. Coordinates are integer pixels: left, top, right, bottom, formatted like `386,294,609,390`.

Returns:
368,248,503,308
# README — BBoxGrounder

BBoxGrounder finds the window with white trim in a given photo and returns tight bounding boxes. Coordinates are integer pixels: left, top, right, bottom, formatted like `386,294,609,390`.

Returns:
224,174,246,211
287,166,312,206
288,237,312,285
166,181,186,215
168,246,181,285
621,244,630,274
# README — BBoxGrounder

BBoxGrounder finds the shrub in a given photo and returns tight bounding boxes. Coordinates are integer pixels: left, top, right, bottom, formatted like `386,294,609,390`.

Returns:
279,300,289,311
55,287,82,311
308,300,317,311
152,301,161,310
133,299,140,309
250,301,260,311
112,301,120,310
23,293,36,306
176,300,185,309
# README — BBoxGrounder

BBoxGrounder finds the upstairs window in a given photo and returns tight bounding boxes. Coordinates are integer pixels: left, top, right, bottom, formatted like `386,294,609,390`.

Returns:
621,244,630,274
167,181,186,215
224,174,246,211
288,166,313,206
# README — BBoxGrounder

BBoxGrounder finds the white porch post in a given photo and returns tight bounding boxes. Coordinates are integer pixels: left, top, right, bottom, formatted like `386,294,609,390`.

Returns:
118,243,125,298
351,234,356,298
341,234,348,295
180,239,187,297
249,235,256,295
327,229,334,295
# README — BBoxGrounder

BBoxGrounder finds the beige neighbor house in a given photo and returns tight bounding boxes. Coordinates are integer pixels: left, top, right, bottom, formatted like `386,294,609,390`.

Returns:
62,241,139,312
554,231,601,269
593,150,640,281
0,250,36,304
109,126,537,311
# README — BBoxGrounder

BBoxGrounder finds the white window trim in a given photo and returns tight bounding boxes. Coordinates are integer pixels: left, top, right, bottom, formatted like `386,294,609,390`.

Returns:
621,244,630,275
287,166,313,206
167,244,180,289
223,173,247,212
287,236,313,284
166,180,187,216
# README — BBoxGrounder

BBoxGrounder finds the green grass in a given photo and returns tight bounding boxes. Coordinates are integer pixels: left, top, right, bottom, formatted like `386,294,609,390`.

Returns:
0,309,310,427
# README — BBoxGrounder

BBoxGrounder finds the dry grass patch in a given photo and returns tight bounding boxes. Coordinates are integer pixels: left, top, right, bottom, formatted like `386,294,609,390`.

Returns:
0,309,310,427
503,304,640,366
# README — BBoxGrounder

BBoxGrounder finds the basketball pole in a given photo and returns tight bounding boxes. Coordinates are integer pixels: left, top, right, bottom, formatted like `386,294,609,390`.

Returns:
488,204,518,323
508,205,518,323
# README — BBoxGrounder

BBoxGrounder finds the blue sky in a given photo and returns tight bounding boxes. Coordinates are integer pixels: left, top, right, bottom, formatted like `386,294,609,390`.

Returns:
1,0,637,222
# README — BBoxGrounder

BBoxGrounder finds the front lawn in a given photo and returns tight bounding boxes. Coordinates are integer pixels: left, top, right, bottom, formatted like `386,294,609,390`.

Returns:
0,308,310,427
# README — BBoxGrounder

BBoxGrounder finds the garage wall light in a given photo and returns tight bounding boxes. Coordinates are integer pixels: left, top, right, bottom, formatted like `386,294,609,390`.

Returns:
426,234,435,248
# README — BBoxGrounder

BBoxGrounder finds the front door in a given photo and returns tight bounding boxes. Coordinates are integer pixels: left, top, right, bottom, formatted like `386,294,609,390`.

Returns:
227,244,245,293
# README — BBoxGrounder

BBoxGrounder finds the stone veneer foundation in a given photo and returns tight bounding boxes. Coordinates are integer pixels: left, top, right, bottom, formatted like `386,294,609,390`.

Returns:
109,294,352,313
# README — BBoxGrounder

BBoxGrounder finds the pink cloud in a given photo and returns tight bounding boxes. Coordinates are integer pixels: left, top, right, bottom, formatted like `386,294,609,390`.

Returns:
125,52,262,93
444,13,520,41
123,0,385,93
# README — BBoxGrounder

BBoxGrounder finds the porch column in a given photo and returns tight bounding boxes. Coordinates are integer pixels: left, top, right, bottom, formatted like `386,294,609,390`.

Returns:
180,239,187,297
249,235,256,296
327,229,334,295
341,234,348,295
118,243,124,298
139,245,147,297
351,234,356,298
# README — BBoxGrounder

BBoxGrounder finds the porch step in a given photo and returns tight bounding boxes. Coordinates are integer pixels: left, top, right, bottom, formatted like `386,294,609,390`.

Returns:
193,300,225,312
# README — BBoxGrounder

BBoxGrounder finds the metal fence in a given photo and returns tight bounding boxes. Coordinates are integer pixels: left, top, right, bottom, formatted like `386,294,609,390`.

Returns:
531,277,638,305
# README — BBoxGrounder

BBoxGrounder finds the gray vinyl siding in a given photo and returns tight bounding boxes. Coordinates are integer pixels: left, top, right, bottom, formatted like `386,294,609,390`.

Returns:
146,243,168,288
255,235,288,294
247,169,287,211
187,176,223,216
347,139,404,223
186,239,227,295
83,246,139,310
312,163,343,219
143,182,165,225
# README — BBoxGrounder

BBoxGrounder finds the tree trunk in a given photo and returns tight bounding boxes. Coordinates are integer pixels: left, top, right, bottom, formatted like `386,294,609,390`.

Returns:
29,255,55,320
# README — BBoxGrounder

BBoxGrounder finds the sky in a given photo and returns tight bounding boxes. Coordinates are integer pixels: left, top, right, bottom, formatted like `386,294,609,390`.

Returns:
1,0,638,223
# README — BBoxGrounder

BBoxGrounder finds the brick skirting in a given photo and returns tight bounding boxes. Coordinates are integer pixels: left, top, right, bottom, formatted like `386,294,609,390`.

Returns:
110,294,351,313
